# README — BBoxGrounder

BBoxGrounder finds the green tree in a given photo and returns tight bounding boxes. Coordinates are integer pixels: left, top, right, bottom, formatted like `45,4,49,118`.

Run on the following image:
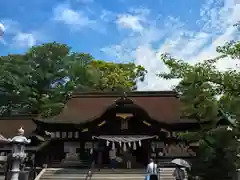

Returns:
0,54,30,115
0,42,147,117
158,29,240,179
0,42,99,117
91,60,147,91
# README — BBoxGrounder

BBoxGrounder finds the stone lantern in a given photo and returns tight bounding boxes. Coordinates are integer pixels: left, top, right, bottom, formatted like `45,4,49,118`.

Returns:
7,127,31,180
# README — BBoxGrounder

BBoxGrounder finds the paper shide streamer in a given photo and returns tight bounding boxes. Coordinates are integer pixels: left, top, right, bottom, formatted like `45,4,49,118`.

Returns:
93,135,157,151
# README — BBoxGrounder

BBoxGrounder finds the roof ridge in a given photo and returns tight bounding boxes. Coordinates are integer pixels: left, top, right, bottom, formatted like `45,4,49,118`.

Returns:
0,114,38,120
71,91,177,98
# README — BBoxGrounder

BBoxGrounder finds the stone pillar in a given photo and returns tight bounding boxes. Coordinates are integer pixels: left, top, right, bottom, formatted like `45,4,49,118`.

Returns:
7,127,31,180
237,169,240,180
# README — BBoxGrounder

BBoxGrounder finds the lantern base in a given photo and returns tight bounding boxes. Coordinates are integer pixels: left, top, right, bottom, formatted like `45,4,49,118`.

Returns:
6,171,30,180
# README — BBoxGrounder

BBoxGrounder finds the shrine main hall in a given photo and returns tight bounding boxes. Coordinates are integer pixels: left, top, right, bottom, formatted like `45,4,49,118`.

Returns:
0,91,228,168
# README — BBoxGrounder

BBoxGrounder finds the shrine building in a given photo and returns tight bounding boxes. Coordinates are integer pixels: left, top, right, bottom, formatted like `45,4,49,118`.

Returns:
0,91,229,168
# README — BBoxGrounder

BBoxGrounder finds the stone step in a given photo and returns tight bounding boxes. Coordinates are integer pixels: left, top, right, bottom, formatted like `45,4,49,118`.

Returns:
43,170,146,175
40,176,181,180
41,176,144,180
40,176,179,180
41,178,142,180
43,173,145,177
39,168,187,180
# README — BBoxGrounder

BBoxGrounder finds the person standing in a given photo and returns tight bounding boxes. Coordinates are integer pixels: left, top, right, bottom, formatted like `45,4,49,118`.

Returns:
109,149,117,170
90,149,97,169
122,149,132,169
146,159,158,180
172,165,185,180
5,154,13,180
97,151,102,171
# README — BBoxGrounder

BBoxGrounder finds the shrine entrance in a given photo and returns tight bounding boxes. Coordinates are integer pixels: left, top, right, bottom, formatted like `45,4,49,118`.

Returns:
131,140,150,167
93,135,156,168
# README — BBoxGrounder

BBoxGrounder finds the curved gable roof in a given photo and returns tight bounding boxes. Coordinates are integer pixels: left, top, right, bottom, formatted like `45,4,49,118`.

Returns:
35,91,183,124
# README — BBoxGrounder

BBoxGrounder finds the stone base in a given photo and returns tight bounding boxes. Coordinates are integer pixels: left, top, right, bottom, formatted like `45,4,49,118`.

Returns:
6,171,29,180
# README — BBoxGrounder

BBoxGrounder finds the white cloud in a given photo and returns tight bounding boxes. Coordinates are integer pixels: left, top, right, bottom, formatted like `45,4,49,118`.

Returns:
102,0,240,90
116,14,144,32
0,39,7,46
0,19,20,35
0,23,5,35
116,8,150,32
0,23,6,45
0,19,42,48
100,10,112,22
12,32,37,48
53,3,94,30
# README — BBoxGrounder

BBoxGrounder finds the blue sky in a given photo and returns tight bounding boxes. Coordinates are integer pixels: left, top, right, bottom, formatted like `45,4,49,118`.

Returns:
0,0,239,90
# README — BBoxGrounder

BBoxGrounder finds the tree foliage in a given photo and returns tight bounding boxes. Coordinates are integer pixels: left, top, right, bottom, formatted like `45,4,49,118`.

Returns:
0,43,97,117
91,60,146,91
158,27,240,179
0,42,146,117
